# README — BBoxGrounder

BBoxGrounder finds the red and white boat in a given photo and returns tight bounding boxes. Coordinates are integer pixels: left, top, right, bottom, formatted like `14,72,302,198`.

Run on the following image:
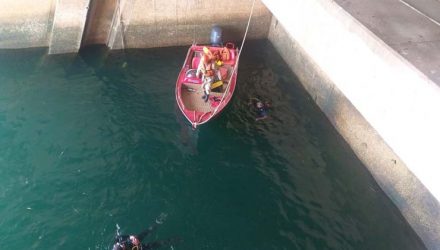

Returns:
175,43,239,128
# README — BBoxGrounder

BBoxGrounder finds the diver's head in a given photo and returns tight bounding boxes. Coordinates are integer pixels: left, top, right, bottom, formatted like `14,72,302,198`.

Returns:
130,235,140,246
256,101,264,108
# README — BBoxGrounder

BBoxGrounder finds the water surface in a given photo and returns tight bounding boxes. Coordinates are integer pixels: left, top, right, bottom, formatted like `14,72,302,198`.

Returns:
0,40,425,249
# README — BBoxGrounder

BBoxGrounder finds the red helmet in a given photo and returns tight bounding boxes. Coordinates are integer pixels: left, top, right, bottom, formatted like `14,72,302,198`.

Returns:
130,235,140,246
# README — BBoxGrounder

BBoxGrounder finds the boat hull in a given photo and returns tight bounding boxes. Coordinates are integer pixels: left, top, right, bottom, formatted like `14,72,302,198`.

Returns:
175,44,238,128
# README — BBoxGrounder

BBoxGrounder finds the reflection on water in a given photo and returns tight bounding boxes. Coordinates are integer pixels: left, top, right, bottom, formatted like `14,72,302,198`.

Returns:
0,41,425,249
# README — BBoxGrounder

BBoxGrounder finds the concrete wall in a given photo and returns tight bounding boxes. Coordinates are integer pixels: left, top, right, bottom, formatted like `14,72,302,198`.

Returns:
0,0,271,53
0,0,55,48
108,0,271,49
0,0,90,54
263,0,440,248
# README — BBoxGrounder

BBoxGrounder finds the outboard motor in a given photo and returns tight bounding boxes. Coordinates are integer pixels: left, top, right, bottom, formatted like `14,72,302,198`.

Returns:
210,25,222,47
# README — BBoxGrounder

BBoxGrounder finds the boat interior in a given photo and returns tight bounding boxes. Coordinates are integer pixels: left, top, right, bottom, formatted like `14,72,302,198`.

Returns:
180,50,235,113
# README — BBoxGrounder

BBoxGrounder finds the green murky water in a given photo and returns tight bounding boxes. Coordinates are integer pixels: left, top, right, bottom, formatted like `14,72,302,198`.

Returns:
0,40,425,249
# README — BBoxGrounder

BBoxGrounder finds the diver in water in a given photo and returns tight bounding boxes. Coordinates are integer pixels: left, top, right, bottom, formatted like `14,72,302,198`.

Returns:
112,214,181,250
249,97,270,121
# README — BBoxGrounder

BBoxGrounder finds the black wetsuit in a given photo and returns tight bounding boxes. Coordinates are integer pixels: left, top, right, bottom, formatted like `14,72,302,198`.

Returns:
250,98,269,120
256,105,268,118
113,224,180,250
113,236,173,250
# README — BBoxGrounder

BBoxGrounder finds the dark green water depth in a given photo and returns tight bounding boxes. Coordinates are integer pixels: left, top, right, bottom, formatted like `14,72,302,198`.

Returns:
0,40,424,249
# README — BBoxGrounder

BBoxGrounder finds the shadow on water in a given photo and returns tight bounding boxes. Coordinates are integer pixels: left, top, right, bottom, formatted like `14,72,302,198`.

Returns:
0,40,426,250
197,40,426,249
174,104,199,156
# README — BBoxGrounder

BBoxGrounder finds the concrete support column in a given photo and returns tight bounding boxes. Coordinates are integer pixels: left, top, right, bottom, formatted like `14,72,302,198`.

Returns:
48,0,90,54
107,0,136,50
82,0,118,47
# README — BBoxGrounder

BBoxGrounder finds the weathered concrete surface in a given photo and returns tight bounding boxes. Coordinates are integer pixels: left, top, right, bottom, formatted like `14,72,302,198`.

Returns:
334,0,440,85
82,0,117,46
264,0,440,248
48,0,90,54
0,0,270,52
0,0,55,48
399,0,440,24
108,0,272,49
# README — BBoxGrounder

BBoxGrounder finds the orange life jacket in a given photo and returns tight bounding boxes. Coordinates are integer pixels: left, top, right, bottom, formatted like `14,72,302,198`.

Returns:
206,70,214,77
205,63,214,76
221,48,230,61
212,50,221,61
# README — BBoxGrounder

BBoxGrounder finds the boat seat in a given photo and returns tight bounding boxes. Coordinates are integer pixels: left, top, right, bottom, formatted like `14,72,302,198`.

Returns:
182,82,202,90
192,55,201,69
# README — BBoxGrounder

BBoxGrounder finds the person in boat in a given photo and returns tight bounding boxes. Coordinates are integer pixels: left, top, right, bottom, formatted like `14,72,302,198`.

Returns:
196,47,214,78
112,214,181,250
249,97,270,121
202,72,215,102
197,47,222,80
212,50,223,67
197,47,220,102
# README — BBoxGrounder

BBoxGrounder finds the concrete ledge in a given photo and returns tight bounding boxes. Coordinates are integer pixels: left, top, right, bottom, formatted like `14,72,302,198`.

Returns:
264,0,440,248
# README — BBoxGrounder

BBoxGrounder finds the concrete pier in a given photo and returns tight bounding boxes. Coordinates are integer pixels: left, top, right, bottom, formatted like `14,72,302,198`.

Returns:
263,0,440,248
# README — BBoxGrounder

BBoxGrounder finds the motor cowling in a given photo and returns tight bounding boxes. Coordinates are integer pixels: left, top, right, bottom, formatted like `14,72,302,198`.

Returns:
210,25,222,47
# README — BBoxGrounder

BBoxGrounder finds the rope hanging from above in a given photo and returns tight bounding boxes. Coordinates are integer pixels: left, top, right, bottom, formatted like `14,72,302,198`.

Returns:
210,0,256,118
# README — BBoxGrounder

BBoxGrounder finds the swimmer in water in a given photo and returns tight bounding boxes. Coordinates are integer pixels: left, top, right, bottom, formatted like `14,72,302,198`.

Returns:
112,214,181,250
249,97,270,121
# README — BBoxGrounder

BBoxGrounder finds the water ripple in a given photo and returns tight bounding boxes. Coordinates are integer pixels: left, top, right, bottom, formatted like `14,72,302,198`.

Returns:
0,42,425,250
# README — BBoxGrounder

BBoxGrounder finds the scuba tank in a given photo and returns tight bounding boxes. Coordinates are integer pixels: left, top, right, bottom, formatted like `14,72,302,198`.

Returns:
210,25,222,47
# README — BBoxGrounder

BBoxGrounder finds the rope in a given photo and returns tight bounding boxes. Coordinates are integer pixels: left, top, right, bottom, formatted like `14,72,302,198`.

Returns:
192,0,197,45
210,0,256,118
184,0,192,45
